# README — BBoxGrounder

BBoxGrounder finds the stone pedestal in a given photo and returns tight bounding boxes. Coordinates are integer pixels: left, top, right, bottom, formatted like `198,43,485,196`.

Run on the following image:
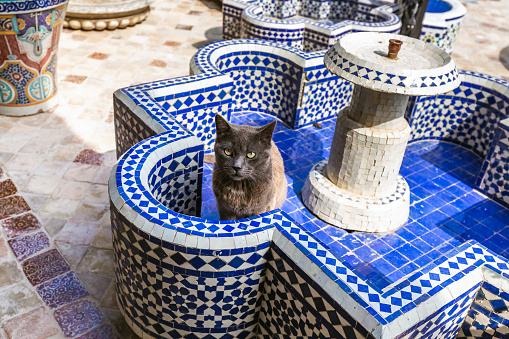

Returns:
64,0,154,31
302,32,460,232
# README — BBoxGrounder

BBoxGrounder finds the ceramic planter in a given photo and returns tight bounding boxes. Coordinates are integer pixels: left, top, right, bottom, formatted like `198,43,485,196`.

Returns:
0,0,69,116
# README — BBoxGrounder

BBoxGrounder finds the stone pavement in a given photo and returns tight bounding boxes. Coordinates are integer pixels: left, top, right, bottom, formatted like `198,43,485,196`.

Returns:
0,0,506,338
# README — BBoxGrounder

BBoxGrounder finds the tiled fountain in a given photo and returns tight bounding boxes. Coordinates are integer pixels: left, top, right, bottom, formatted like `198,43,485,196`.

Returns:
110,35,509,338
223,0,401,51
223,0,466,53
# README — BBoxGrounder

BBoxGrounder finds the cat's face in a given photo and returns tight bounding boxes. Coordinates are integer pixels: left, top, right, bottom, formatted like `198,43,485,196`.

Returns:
214,115,276,181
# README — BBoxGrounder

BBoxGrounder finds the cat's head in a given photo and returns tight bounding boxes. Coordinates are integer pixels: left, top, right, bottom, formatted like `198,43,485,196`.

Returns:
214,114,276,181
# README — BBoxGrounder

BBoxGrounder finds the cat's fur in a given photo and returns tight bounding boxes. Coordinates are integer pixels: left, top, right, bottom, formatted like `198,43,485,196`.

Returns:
212,114,287,220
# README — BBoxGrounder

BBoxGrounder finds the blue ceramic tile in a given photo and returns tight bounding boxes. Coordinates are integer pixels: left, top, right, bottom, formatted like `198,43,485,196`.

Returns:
198,112,509,294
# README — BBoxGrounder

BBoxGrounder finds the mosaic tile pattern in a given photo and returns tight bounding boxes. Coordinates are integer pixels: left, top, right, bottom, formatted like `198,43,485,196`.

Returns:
0,195,31,219
421,0,466,54
224,0,400,52
1,213,42,239
54,300,106,338
259,245,373,338
22,248,71,286
37,272,88,308
9,232,50,261
74,149,105,166
396,283,479,338
477,121,509,207
458,280,509,338
110,105,509,338
111,39,509,338
0,1,67,116
0,179,17,199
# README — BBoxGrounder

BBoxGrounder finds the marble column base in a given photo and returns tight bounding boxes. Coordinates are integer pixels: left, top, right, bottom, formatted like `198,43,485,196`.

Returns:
302,160,410,232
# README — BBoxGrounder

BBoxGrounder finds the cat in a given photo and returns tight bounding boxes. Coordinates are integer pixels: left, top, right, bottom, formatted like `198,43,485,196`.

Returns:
210,114,287,220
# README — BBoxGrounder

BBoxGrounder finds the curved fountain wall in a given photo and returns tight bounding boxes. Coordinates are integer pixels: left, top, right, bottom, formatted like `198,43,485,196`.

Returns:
406,71,509,208
223,0,401,51
111,39,509,338
421,0,466,54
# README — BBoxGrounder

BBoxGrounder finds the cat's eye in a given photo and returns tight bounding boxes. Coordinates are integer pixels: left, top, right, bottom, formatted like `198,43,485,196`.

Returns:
224,148,233,156
246,152,256,159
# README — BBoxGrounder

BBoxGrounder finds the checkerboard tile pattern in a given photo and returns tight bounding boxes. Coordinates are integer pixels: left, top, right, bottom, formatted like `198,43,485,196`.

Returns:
259,245,374,338
458,280,509,338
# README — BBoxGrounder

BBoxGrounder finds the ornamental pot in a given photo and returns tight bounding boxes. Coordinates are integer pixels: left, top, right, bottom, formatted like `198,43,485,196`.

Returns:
0,0,68,116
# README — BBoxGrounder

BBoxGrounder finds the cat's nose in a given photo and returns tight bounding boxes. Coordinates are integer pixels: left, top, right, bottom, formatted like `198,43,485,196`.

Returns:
232,165,241,172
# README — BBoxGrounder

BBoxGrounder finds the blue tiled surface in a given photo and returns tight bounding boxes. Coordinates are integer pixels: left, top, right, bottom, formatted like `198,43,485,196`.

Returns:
201,111,509,291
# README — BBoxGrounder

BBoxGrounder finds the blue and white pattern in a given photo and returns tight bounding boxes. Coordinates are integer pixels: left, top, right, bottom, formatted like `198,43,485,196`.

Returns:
421,0,466,54
0,0,68,13
111,39,509,338
457,279,509,338
223,0,400,52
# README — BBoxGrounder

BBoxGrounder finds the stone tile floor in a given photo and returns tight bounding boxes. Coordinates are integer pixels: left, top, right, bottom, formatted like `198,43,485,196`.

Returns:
0,0,507,338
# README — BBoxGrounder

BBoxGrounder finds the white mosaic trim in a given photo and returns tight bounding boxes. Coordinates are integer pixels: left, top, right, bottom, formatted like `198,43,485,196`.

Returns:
301,160,410,232
324,32,460,96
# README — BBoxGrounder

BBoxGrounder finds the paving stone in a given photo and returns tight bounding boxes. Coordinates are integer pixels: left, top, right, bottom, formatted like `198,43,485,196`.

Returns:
40,198,80,219
0,260,23,288
99,279,118,309
41,217,67,236
0,283,43,323
76,324,118,339
4,153,42,172
53,300,106,338
55,242,89,268
91,223,113,250
53,180,90,200
37,272,88,308
71,203,109,222
78,272,113,300
0,179,17,199
77,247,115,277
22,194,49,213
22,249,71,286
84,184,109,205
102,308,139,339
64,163,100,183
0,195,30,220
0,238,10,259
1,213,42,238
24,175,61,195
9,232,50,261
56,221,101,245
2,306,59,339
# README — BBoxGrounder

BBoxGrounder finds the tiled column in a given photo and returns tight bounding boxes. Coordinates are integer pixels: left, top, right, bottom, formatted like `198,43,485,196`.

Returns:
327,85,411,198
302,32,460,232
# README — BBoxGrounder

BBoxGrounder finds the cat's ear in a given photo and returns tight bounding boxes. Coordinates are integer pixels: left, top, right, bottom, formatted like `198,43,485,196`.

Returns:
259,120,276,144
215,114,231,136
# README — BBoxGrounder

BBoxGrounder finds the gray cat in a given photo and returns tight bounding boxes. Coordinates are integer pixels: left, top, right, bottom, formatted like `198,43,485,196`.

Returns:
211,114,287,220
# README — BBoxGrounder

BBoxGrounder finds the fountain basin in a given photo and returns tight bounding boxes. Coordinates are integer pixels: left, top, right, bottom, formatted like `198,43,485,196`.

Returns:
111,39,509,338
63,0,154,30
422,0,466,54
223,0,401,51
